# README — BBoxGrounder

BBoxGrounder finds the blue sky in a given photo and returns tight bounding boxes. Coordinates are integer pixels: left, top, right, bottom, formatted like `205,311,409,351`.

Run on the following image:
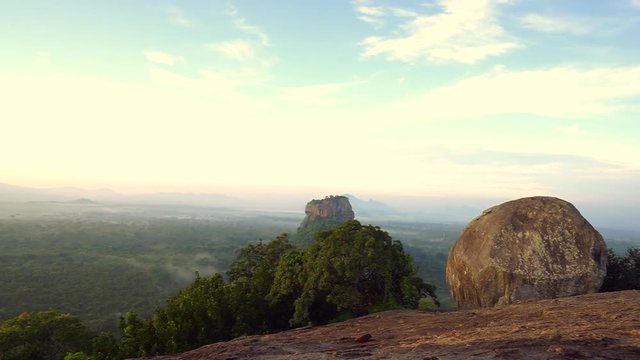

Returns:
1,0,640,208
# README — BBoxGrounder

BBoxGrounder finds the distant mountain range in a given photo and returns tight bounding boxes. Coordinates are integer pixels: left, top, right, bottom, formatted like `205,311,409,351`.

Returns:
0,182,240,208
1,182,637,230
0,183,472,221
343,194,397,217
0,183,113,202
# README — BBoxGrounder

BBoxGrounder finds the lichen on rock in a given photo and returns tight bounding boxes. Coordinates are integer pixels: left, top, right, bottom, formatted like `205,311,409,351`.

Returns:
446,196,607,308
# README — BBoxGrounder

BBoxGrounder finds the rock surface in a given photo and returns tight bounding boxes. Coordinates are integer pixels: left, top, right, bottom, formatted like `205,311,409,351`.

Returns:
299,196,354,228
446,196,607,309
139,290,640,360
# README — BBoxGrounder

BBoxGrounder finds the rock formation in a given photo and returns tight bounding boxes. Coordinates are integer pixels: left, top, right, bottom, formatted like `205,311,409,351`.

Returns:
446,196,607,308
299,195,354,228
144,290,640,360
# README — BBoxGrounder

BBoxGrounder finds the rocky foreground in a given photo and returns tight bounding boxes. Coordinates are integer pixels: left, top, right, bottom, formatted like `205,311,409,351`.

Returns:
146,290,639,360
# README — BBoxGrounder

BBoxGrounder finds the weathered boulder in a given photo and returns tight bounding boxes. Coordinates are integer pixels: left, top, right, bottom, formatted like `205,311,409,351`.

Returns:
300,195,354,228
446,196,607,308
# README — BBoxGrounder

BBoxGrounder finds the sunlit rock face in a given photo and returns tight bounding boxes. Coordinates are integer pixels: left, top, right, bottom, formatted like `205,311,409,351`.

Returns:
446,196,607,308
300,195,355,228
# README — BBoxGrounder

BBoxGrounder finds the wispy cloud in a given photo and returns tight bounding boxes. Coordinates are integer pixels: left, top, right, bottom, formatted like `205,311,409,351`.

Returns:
440,150,617,171
35,51,52,64
632,0,640,9
226,5,270,46
389,8,419,18
353,0,385,27
553,124,595,137
520,14,594,35
149,67,267,94
163,6,193,27
145,67,272,113
205,40,255,61
143,50,179,66
149,68,236,92
283,82,351,105
436,149,635,197
395,65,640,119
360,0,519,64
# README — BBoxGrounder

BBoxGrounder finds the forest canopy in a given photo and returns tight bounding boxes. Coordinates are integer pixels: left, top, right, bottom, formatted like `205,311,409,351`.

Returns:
115,220,438,358
2,211,639,360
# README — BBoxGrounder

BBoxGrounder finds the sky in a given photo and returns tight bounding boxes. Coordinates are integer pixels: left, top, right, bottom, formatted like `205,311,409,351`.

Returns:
1,0,640,208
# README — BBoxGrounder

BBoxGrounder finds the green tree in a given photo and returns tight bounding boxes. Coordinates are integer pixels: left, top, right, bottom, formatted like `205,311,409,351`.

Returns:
290,219,343,247
602,247,640,292
147,308,177,355
289,220,437,326
226,277,266,337
267,249,305,328
268,250,305,306
111,223,438,356
119,234,296,357
63,353,92,360
118,312,149,358
227,234,296,333
0,310,92,360
227,233,293,283
89,332,120,360
163,273,232,350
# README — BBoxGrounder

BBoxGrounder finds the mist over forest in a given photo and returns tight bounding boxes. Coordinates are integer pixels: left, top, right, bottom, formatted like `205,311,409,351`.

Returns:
1,182,638,230
1,182,638,336
3,0,640,358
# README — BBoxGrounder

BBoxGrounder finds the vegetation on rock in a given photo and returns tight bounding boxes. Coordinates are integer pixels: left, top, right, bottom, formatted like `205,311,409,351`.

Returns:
7,199,638,360
285,220,436,325
290,218,343,247
0,205,449,360
2,209,639,360
112,220,436,358
601,247,640,292
293,195,355,246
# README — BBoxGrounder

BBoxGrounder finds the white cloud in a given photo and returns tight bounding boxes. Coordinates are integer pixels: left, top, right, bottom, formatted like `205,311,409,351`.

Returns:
235,18,270,46
357,5,384,16
520,14,593,35
226,5,270,46
360,0,519,63
283,83,350,105
396,65,640,119
143,50,179,66
632,0,640,9
3,68,639,201
147,67,270,108
205,40,255,61
390,8,419,18
553,124,595,137
164,6,192,27
353,0,385,27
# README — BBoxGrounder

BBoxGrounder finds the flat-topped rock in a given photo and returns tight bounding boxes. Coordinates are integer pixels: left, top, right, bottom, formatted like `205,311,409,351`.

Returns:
299,195,354,228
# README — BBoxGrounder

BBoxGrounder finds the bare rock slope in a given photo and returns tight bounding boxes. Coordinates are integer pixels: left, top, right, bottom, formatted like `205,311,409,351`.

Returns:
299,196,354,228
145,290,640,360
447,196,607,308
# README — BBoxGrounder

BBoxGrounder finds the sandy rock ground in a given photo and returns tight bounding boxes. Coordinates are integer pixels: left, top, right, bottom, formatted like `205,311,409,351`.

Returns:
145,290,640,360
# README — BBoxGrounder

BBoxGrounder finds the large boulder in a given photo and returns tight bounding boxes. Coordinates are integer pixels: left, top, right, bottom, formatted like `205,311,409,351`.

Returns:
446,196,607,308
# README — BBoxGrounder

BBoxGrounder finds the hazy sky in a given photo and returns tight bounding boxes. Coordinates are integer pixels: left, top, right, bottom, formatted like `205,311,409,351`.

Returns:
2,0,640,204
